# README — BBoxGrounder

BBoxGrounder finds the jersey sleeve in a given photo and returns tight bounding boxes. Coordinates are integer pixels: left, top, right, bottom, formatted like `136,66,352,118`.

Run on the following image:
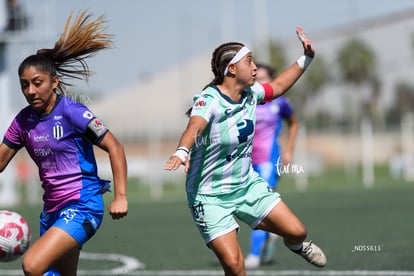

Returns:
66,102,108,144
84,117,109,144
190,92,216,122
278,96,294,118
250,81,273,103
3,116,23,150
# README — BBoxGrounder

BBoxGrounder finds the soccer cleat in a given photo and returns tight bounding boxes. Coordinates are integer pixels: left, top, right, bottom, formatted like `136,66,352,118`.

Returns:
244,254,260,269
298,241,327,267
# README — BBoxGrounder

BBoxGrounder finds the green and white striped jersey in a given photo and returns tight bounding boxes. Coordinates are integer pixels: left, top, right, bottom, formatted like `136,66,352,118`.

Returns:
186,82,272,194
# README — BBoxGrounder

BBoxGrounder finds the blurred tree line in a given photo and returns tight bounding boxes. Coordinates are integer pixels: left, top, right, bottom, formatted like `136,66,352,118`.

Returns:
260,37,414,133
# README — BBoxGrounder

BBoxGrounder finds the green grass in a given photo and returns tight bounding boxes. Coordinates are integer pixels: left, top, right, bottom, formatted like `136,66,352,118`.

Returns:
272,184,414,270
2,165,414,273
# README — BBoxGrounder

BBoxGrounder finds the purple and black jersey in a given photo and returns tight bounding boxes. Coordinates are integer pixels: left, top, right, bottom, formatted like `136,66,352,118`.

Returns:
3,95,110,212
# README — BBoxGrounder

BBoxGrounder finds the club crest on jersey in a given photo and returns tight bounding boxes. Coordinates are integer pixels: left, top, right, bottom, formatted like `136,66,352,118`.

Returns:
53,122,64,140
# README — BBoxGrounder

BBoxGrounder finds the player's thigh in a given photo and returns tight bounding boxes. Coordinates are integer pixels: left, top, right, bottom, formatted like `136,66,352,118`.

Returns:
257,200,307,239
53,245,80,276
187,192,239,244
23,226,80,273
209,230,244,267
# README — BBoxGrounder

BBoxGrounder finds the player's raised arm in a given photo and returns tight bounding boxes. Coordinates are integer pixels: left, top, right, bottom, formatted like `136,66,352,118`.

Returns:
268,26,315,99
296,26,315,58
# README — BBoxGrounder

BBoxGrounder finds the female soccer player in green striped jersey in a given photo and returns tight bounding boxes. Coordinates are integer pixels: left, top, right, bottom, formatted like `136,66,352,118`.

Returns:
165,26,326,276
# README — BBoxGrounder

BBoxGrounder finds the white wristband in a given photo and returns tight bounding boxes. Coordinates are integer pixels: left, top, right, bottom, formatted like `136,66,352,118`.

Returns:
176,146,189,153
296,55,313,70
173,146,189,162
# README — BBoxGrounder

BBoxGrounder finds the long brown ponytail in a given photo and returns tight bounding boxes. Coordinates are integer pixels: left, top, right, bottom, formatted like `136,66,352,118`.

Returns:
18,9,112,93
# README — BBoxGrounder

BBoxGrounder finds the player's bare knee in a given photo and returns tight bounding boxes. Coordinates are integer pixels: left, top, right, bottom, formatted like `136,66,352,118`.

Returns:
221,255,245,276
223,261,245,276
284,224,307,244
296,224,307,240
22,257,45,276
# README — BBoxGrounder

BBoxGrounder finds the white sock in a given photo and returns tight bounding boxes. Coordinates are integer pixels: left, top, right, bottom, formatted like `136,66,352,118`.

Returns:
285,241,303,252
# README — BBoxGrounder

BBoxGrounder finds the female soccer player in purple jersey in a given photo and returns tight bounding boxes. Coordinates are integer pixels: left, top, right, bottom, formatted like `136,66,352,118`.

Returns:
0,10,128,276
165,26,326,276
245,64,299,269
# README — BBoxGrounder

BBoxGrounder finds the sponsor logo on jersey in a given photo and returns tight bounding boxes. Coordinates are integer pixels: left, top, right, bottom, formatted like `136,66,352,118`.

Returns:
27,113,36,122
91,119,104,129
41,161,56,169
195,99,206,107
33,147,54,157
88,118,107,137
33,134,49,142
82,111,94,120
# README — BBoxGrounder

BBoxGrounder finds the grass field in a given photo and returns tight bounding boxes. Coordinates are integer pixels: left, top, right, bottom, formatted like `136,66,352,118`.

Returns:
1,165,414,275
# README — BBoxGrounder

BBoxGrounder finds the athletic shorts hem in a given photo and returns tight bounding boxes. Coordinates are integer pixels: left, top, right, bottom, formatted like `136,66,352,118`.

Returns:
251,197,281,229
205,223,239,245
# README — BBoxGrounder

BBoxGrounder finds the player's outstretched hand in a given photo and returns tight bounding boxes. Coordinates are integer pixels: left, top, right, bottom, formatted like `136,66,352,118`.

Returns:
165,155,190,173
296,26,315,58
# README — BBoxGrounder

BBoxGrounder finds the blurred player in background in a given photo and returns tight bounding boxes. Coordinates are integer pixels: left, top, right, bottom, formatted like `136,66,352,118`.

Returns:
245,63,299,269
165,26,326,276
0,10,128,275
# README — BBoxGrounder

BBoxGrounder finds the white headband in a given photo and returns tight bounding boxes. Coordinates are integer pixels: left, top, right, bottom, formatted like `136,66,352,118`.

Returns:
223,46,251,76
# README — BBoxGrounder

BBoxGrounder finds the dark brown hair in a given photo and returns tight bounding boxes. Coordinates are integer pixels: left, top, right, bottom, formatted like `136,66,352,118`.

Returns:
18,10,112,94
185,42,244,116
256,63,276,79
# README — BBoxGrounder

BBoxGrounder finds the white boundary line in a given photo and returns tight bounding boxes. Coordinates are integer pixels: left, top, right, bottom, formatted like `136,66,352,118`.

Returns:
109,271,414,276
0,269,414,276
78,252,145,274
1,269,414,275
0,252,413,275
106,271,414,276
